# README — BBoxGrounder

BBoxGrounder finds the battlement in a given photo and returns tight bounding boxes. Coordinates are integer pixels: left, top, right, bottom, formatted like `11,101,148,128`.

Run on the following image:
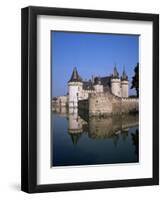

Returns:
89,92,111,98
122,98,138,102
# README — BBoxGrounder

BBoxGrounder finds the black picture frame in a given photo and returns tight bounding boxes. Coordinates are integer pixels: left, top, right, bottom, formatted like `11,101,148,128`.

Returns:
21,6,159,193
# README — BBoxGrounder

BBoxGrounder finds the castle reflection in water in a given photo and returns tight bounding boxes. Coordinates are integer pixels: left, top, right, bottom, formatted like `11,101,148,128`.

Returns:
52,107,139,167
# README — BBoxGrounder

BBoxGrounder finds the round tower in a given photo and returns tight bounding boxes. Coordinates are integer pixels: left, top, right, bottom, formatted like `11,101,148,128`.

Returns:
94,77,103,93
121,67,129,98
68,67,83,108
111,66,121,97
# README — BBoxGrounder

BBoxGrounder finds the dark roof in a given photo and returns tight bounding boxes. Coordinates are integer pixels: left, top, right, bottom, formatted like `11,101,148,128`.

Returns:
94,77,101,85
112,66,119,78
100,76,111,87
94,76,111,87
52,97,57,101
121,69,128,80
83,80,94,90
68,67,82,82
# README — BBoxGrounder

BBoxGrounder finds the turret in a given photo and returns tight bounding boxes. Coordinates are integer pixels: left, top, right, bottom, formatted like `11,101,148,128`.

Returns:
94,77,103,93
111,66,121,97
121,67,129,98
68,67,83,108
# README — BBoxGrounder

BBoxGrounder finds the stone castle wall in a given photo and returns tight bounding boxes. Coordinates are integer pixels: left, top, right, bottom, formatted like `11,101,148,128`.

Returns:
52,96,68,111
88,93,113,116
81,92,139,116
121,98,139,113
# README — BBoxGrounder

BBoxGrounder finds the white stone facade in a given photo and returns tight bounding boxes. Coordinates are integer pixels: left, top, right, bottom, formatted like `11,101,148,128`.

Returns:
94,84,104,93
111,78,121,97
68,82,83,108
121,80,129,98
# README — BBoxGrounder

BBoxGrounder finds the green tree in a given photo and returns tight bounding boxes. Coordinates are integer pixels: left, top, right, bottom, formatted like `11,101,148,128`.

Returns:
131,63,139,97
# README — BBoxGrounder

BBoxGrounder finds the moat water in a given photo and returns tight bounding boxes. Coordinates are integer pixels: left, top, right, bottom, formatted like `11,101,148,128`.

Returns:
52,108,139,167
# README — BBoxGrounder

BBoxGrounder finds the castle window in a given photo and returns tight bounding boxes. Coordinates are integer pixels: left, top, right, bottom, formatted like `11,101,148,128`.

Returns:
96,100,98,103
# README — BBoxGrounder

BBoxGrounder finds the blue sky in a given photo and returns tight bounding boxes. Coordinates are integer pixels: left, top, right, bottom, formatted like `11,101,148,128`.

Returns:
51,31,139,97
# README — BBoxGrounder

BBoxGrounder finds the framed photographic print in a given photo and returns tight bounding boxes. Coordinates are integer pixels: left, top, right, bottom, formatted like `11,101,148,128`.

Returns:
21,6,159,193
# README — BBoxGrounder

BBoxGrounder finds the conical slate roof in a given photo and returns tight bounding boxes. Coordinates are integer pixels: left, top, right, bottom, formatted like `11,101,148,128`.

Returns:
112,66,119,78
68,67,82,82
121,67,128,80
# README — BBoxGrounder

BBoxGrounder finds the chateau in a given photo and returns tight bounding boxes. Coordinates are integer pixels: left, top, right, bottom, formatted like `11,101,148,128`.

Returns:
52,66,139,116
